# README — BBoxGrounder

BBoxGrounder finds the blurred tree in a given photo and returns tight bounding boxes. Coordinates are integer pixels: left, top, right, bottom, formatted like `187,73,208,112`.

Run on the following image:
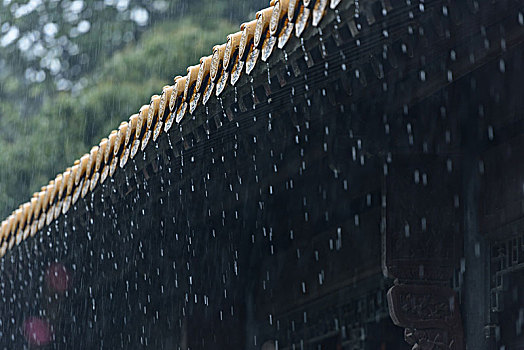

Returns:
0,0,264,90
0,12,238,218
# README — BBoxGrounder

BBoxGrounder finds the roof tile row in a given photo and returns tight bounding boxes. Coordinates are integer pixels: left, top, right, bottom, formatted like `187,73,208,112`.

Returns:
0,0,341,258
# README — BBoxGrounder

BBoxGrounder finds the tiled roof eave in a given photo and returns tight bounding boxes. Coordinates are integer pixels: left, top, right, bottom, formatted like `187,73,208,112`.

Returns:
0,0,360,258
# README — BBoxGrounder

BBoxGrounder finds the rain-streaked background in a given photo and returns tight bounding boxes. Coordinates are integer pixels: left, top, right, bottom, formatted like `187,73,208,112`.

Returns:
1,0,524,349
0,0,265,218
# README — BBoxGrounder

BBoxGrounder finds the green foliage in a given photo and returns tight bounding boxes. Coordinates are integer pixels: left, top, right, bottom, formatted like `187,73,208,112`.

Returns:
0,17,235,218
0,0,265,88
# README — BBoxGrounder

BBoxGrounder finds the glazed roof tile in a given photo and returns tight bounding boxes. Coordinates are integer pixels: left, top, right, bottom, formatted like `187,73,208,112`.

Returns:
0,0,344,258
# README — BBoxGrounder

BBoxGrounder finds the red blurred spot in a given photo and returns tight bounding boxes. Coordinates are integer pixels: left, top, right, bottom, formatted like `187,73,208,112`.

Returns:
45,262,70,293
23,317,53,346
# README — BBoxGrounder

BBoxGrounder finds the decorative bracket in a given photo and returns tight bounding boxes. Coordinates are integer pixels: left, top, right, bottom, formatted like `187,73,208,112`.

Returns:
383,154,464,349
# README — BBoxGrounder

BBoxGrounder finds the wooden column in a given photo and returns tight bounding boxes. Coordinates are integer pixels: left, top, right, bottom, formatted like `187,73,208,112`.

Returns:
383,154,464,349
